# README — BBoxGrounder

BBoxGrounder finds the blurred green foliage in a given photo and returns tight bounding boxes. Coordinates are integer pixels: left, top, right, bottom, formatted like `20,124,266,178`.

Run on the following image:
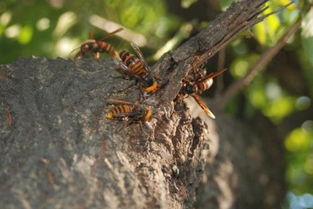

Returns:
286,126,313,193
1,0,313,200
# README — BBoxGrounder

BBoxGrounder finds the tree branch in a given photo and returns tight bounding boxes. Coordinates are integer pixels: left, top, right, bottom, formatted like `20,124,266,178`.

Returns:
153,0,270,104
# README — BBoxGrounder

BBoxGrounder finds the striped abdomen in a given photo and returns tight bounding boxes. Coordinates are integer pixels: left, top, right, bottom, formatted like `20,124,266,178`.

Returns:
195,78,213,94
106,105,134,120
96,41,118,58
119,50,147,77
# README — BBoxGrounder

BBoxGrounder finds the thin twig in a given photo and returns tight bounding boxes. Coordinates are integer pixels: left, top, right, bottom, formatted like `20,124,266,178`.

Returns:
218,18,301,108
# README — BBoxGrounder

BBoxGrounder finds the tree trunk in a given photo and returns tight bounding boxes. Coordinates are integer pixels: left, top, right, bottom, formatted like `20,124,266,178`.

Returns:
0,0,286,208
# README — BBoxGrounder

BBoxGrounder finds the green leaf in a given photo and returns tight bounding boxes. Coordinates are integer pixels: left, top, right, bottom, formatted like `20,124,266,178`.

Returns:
302,37,313,68
302,8,313,67
264,96,295,122
17,25,33,44
219,0,233,11
285,128,312,152
254,21,267,45
253,6,280,45
181,0,198,8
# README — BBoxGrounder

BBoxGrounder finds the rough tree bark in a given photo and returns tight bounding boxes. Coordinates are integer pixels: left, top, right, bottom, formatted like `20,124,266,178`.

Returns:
0,0,285,209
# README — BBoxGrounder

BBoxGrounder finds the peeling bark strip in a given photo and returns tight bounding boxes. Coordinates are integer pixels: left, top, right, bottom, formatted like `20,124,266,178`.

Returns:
0,0,285,209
